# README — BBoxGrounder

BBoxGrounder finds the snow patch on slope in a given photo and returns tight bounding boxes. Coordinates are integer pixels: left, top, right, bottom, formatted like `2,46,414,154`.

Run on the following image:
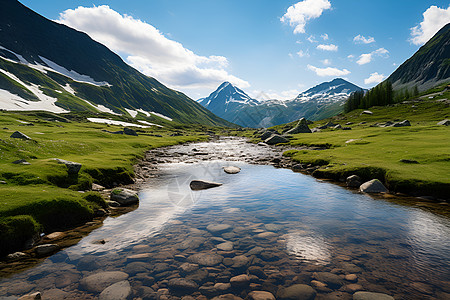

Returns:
87,118,149,128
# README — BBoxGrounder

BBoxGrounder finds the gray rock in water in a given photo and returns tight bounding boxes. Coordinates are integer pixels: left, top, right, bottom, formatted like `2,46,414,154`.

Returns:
230,274,250,288
207,224,232,234
80,271,129,293
437,119,450,126
360,179,388,193
12,159,30,165
223,166,241,174
10,131,32,140
123,127,138,136
313,272,344,288
286,118,312,134
35,244,59,256
187,253,224,266
110,188,139,206
55,159,82,174
353,291,394,300
361,110,373,115
99,280,131,300
217,241,234,251
168,278,199,294
392,120,410,127
190,180,223,190
276,284,316,300
265,134,288,145
346,175,362,188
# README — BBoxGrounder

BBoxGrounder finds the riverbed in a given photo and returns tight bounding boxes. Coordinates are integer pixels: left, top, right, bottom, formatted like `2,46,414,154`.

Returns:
0,137,449,299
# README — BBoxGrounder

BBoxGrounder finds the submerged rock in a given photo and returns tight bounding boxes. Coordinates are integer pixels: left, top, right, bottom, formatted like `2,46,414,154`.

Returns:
353,291,394,300
80,271,129,293
110,188,139,206
187,253,224,266
276,284,316,300
35,244,59,257
190,180,223,190
207,224,232,234
168,278,199,294
249,291,275,300
223,166,241,174
99,280,131,300
18,292,41,300
360,179,388,193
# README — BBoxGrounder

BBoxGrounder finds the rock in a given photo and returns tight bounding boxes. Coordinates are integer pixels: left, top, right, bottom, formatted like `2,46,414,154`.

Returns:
80,271,129,293
353,291,394,300
187,253,224,266
313,272,344,288
99,280,131,300
107,200,121,207
12,159,30,165
77,255,100,271
92,183,105,191
124,262,149,275
110,188,139,206
437,119,450,126
345,274,358,282
345,284,364,292
391,120,411,127
35,244,59,256
44,232,65,241
55,159,82,174
230,274,250,288
10,131,32,140
286,118,312,134
211,294,243,300
248,291,276,300
217,241,234,251
333,124,342,130
190,180,223,190
168,278,199,294
123,127,138,136
6,251,27,261
231,255,249,269
223,166,241,174
399,159,419,164
259,131,273,140
0,180,6,184
214,282,231,292
361,110,373,115
265,134,288,145
248,266,267,279
276,284,316,300
359,179,388,193
254,231,276,239
207,224,232,234
17,292,41,300
179,263,199,274
346,175,362,188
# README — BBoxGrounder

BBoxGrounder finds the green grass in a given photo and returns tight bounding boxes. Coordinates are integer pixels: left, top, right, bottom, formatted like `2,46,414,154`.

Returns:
267,90,450,199
0,110,206,256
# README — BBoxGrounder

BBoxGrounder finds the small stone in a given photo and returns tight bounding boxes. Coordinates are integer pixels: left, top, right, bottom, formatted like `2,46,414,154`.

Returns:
99,280,131,300
248,291,276,300
353,291,394,300
211,294,243,300
265,134,288,145
254,231,276,239
230,274,250,288
217,241,234,251
35,244,59,256
345,274,358,282
214,282,231,292
92,183,105,191
54,158,82,174
437,119,450,126
345,283,363,292
313,272,344,288
276,284,316,300
179,263,199,274
231,255,249,269
6,251,28,261
17,292,41,300
360,179,388,193
361,110,373,115
310,280,327,288
12,159,30,165
190,180,223,190
223,166,241,174
44,232,65,241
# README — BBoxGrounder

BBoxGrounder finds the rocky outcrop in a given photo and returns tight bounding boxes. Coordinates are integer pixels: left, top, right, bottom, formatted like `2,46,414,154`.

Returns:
286,118,312,134
360,179,388,193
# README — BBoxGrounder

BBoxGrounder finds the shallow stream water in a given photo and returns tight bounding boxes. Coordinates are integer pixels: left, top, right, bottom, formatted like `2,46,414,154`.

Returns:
0,139,449,299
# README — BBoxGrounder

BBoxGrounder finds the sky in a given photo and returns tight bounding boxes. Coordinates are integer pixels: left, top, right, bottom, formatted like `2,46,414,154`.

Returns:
20,0,450,100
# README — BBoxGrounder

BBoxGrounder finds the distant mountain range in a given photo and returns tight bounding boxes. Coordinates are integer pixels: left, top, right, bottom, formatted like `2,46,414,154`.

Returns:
388,23,450,92
0,0,232,127
198,78,364,127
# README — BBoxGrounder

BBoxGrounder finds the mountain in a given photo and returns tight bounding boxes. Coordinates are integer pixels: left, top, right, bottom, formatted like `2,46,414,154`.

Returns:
199,78,363,127
0,0,232,127
387,23,450,92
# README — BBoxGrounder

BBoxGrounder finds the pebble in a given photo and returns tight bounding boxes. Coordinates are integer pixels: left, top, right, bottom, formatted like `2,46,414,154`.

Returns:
80,271,129,293
99,280,131,300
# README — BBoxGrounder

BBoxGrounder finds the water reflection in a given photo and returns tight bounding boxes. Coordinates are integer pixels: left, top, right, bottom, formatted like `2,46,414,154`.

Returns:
286,231,331,264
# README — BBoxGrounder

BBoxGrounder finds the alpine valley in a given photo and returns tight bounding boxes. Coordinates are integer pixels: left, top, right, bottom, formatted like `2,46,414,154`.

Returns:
198,78,364,127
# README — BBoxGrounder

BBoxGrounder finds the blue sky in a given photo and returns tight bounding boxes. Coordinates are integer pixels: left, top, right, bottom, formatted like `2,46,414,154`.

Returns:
21,0,450,99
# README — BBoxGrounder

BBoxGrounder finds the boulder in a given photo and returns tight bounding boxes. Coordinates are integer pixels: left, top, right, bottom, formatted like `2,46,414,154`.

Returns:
286,118,312,134
264,134,288,145
168,278,199,294
207,223,232,233
35,244,59,256
392,120,410,127
361,110,373,115
313,272,344,288
55,159,82,174
276,284,316,300
230,274,250,288
217,241,234,251
123,127,138,136
10,131,32,140
99,280,131,300
190,180,223,190
360,179,388,193
80,271,129,293
110,188,139,206
223,166,241,174
346,175,362,188
353,291,394,300
333,124,342,130
259,131,273,140
12,159,30,165
437,119,450,126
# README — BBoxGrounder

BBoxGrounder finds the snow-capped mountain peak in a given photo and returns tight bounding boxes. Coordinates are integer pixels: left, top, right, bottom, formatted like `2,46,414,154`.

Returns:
198,82,260,112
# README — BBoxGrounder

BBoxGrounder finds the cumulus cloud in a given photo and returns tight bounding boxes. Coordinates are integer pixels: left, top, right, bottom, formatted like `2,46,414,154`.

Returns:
281,0,331,34
297,50,309,57
356,48,389,65
364,72,386,85
307,65,350,77
317,44,338,51
353,34,375,44
321,33,329,40
56,5,249,92
410,5,450,45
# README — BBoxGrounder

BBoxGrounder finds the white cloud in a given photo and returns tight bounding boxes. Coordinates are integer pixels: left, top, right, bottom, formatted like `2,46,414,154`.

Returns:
353,34,375,44
321,33,329,40
297,50,309,57
56,5,249,93
321,59,331,65
347,54,355,59
356,48,389,65
307,65,350,77
410,5,450,45
364,72,386,85
317,44,338,51
281,0,331,34
307,35,317,43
